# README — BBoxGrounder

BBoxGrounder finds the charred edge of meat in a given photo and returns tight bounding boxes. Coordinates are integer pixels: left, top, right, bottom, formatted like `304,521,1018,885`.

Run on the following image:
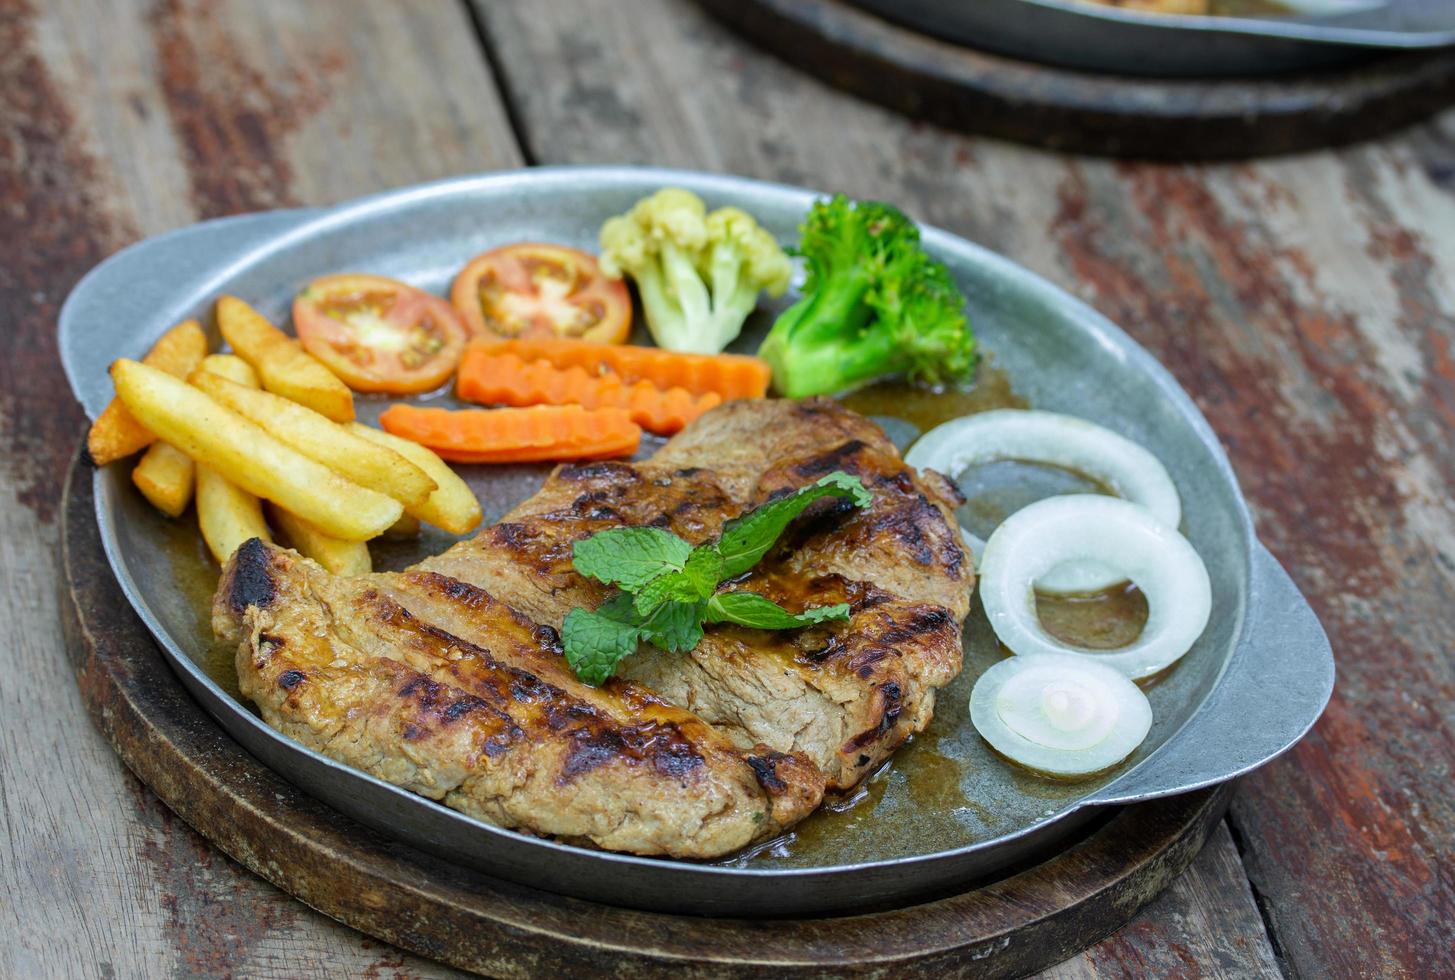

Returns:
844,682,904,752
405,571,564,650
277,668,305,690
227,536,277,612
746,752,794,792
917,465,968,507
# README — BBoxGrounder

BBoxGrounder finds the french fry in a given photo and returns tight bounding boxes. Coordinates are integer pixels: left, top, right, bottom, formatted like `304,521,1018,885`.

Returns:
191,372,436,509
384,513,421,538
196,464,271,563
196,353,259,388
88,320,208,465
269,505,372,576
216,295,354,422
348,423,482,535
111,359,402,540
132,442,195,518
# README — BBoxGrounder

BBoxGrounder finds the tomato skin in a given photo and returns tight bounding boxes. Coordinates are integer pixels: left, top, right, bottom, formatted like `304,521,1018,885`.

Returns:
293,274,468,395
450,243,632,344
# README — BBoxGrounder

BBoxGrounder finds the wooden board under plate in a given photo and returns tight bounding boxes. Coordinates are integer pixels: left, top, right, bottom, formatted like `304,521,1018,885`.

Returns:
695,0,1455,159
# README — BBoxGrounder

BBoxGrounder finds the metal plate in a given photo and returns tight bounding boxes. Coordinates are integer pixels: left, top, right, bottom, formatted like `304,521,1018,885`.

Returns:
59,167,1333,916
847,0,1455,76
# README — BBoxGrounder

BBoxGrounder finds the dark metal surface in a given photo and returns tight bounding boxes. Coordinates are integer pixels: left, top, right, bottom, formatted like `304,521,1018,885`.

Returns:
60,167,1332,916
696,0,1455,159
849,0,1455,77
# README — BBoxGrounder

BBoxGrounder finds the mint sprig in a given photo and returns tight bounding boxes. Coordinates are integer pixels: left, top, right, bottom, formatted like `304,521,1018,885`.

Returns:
562,471,870,685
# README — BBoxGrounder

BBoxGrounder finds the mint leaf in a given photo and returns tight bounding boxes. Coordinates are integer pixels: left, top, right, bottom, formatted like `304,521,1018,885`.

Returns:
632,546,723,616
572,526,691,590
560,471,874,686
706,591,851,630
562,597,643,686
716,471,872,578
639,599,706,653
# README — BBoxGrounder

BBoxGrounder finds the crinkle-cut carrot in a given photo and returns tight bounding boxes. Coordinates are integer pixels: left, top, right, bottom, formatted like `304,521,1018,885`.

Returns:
456,350,722,435
472,338,770,401
378,404,640,464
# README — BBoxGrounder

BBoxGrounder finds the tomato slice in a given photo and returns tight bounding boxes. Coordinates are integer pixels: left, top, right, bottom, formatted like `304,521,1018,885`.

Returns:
450,243,632,344
293,274,468,395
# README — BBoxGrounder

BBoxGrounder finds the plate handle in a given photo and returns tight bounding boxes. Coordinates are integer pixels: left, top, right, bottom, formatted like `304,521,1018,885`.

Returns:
60,209,317,418
1088,543,1334,805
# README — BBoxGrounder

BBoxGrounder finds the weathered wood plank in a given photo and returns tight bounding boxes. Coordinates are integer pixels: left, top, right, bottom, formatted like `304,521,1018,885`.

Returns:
1037,822,1279,980
474,0,1455,975
0,0,517,976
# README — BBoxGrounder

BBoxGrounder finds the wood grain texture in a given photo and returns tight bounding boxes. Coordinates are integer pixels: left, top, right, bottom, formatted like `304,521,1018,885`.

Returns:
475,1,1455,976
0,0,516,977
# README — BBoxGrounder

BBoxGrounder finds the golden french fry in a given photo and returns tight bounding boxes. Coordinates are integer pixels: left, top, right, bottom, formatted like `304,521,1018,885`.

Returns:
111,359,401,540
196,353,259,388
269,505,372,576
88,320,208,465
216,295,354,422
132,442,195,518
348,423,482,535
191,372,436,508
197,464,271,563
384,513,422,538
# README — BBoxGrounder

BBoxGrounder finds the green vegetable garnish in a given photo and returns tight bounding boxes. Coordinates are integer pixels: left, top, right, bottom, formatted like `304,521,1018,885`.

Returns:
562,471,871,685
756,195,978,398
598,188,793,355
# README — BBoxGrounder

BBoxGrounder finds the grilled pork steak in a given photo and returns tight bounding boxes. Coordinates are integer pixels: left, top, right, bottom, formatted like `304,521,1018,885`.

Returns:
214,539,823,858
417,398,972,790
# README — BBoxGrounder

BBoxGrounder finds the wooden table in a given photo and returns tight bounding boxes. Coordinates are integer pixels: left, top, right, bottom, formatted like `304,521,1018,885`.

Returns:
3,1,1450,976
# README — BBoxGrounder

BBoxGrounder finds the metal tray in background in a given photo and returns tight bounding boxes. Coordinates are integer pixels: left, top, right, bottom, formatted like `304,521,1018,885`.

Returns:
59,167,1333,917
848,0,1455,76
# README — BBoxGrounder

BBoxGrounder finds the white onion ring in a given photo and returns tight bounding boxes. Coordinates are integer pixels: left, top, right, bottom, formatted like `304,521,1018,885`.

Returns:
906,410,1181,594
970,653,1152,777
979,495,1211,680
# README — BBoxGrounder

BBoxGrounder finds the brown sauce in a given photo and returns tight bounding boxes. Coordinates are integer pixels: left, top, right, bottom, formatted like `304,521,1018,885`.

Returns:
840,361,1026,434
1210,0,1290,14
1038,584,1150,650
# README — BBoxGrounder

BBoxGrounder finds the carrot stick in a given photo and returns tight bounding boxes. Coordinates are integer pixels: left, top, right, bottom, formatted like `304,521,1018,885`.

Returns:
457,350,722,435
378,404,640,464
471,339,770,401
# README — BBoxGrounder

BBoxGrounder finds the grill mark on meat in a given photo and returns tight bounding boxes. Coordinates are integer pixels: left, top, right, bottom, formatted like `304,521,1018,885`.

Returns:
227,537,277,612
878,607,954,646
374,584,709,782
216,542,822,856
867,494,946,567
560,723,705,784
790,439,868,479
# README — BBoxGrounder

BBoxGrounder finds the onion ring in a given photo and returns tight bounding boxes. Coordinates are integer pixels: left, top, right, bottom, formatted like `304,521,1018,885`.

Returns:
979,495,1211,680
906,410,1180,594
970,653,1152,777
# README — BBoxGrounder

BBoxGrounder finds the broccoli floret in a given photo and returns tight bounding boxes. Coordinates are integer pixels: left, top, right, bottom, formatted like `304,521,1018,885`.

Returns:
756,196,977,398
599,189,791,354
